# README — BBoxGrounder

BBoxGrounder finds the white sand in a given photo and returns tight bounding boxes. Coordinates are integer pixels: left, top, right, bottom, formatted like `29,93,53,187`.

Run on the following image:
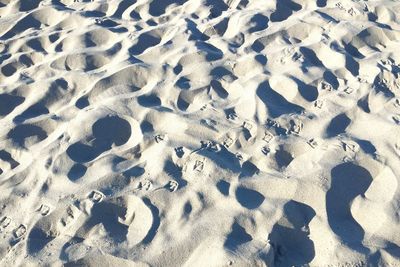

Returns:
0,0,400,266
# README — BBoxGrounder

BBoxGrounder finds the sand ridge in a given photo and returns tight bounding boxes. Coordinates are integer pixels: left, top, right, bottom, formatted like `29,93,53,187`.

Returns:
0,0,400,266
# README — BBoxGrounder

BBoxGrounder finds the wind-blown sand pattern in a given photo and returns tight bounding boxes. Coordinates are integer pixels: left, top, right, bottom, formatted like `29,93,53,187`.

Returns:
0,0,400,266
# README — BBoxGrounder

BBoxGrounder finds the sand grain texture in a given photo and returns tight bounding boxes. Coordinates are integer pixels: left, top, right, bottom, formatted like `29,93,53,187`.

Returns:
0,0,400,266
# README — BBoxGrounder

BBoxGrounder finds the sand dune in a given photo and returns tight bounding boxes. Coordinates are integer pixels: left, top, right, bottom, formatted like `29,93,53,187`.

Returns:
0,0,400,266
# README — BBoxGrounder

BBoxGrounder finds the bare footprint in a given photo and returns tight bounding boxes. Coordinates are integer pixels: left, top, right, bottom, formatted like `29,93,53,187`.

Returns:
326,162,372,251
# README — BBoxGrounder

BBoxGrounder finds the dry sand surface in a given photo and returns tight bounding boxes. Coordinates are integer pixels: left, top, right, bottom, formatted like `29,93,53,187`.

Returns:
0,0,400,266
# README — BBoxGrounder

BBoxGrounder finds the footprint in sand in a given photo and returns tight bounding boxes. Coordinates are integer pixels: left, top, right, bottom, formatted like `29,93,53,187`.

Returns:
318,80,333,91
137,179,153,191
0,217,12,229
223,136,235,148
27,203,85,254
67,115,132,163
193,160,205,172
394,98,400,108
88,191,104,203
307,138,319,149
325,113,351,138
326,162,373,251
274,146,294,169
201,141,221,152
60,206,79,227
226,111,238,121
242,121,255,140
13,224,26,239
175,147,185,158
28,195,156,256
268,201,316,266
263,130,274,143
342,140,359,153
261,146,271,155
155,134,167,143
224,222,253,251
290,120,303,135
38,204,51,216
7,124,48,148
235,153,244,161
314,99,324,109
166,180,179,192
392,115,400,125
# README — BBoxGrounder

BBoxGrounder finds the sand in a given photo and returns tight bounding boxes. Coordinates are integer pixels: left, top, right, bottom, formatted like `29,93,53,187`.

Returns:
0,0,400,266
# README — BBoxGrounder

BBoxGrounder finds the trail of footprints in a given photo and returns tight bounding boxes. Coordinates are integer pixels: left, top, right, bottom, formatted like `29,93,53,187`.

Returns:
0,109,386,261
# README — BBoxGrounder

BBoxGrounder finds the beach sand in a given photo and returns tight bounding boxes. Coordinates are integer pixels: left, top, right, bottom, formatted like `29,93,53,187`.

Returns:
0,0,400,266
